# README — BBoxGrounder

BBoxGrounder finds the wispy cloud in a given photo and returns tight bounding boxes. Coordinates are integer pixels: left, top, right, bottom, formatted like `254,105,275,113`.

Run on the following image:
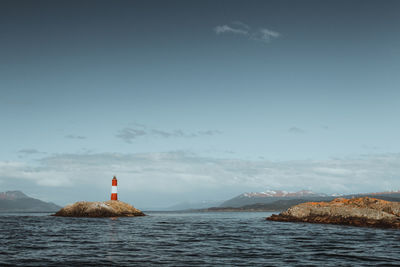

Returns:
231,21,250,30
116,128,147,143
65,134,87,140
214,25,248,35
321,125,330,130
214,21,280,43
116,124,221,143
251,28,281,42
288,127,305,134
198,130,222,136
17,149,44,155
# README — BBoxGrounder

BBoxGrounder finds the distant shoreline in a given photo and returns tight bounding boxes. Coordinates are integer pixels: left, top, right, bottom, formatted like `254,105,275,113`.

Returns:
0,211,58,213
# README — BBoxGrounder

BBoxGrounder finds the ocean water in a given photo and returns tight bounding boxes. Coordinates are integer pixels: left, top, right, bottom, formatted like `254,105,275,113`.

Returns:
1,211,399,266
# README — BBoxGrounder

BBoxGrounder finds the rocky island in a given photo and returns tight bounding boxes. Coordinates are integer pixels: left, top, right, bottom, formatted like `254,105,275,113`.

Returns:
267,197,400,229
53,200,145,217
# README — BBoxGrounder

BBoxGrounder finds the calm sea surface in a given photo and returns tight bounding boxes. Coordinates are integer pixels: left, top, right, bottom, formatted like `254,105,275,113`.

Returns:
1,211,400,266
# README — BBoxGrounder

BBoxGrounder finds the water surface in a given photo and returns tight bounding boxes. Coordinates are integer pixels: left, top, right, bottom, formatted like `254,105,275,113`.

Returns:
1,212,399,266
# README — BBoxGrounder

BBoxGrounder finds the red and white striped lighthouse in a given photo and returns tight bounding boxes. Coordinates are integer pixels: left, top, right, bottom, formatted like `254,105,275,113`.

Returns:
111,176,118,200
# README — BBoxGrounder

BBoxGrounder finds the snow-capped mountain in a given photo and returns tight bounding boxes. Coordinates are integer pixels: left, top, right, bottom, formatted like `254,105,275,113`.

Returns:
219,189,400,208
242,190,325,198
220,190,331,208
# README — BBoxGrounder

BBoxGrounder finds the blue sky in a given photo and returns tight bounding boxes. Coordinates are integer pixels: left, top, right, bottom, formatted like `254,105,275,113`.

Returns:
1,0,400,208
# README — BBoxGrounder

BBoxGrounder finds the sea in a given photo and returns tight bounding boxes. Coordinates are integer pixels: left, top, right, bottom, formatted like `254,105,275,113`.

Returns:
1,211,399,266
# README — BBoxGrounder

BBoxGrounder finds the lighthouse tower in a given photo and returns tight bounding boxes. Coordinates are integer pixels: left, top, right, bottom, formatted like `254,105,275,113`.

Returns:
111,176,118,200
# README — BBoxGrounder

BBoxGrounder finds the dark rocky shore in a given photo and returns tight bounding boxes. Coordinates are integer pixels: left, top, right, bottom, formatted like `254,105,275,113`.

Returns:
267,197,400,229
53,200,145,217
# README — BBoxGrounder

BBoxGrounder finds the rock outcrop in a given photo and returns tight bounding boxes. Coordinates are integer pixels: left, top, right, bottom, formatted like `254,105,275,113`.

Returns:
53,200,145,217
267,197,400,229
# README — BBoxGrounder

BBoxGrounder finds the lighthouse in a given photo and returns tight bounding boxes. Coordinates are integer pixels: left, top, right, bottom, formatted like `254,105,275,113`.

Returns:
111,176,118,200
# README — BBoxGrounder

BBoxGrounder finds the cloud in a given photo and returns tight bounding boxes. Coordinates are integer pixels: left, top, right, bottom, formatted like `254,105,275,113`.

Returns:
116,128,147,143
198,130,222,136
321,125,330,130
65,134,87,140
231,21,251,30
151,129,175,138
2,152,400,201
116,125,221,143
288,127,305,134
214,22,280,43
251,28,281,43
362,145,379,151
17,149,45,156
214,25,248,35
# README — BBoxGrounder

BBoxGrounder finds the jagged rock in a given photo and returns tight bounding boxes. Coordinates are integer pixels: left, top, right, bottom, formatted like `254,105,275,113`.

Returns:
267,197,400,229
53,200,145,217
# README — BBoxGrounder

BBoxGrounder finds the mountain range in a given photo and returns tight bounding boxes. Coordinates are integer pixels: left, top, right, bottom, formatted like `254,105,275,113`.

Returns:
0,191,61,212
219,190,331,207
3,189,400,212
200,190,400,212
164,200,223,211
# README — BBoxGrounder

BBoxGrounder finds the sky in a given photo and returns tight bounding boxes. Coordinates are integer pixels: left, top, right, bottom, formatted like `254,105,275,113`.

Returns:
1,0,400,209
